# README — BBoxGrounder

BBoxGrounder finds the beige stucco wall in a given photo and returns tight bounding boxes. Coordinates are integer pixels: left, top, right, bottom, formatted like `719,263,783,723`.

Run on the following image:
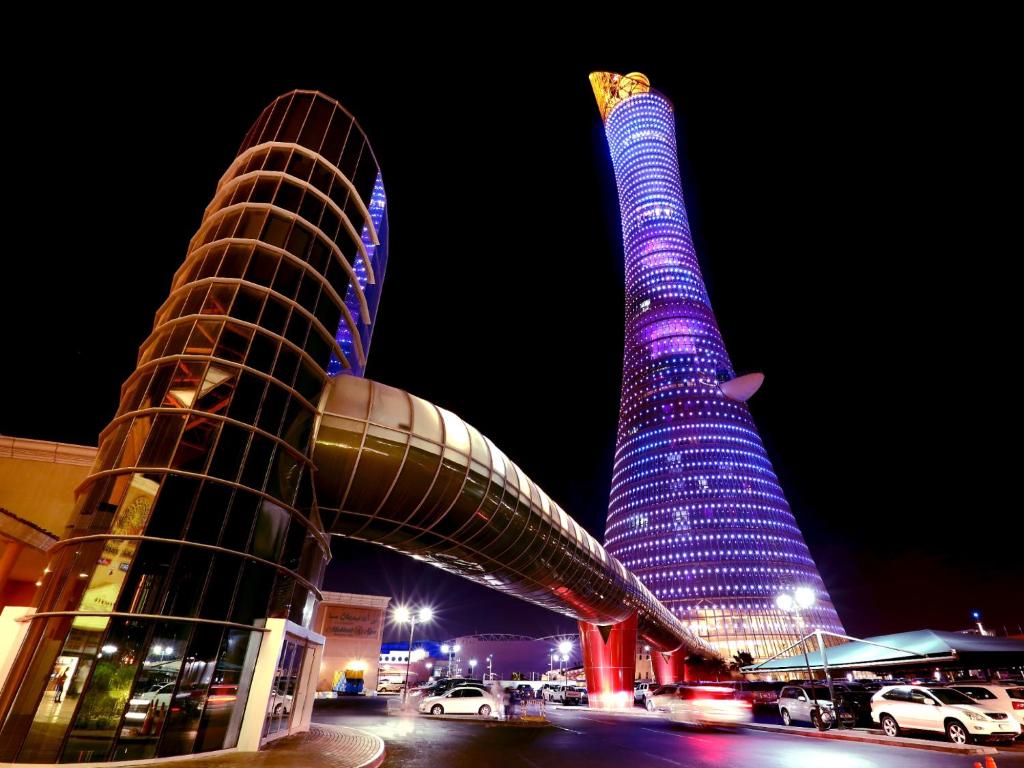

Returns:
315,592,390,694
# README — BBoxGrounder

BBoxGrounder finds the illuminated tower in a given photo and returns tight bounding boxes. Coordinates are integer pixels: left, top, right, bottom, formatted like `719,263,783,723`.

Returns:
591,72,843,663
0,91,388,763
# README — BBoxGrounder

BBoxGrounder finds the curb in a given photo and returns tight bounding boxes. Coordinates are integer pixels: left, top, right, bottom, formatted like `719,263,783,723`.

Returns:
744,723,998,755
352,729,386,768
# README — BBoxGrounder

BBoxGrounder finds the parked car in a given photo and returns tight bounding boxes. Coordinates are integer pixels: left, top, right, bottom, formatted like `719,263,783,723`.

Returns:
664,685,752,728
541,683,567,702
828,682,875,726
647,683,681,712
777,684,845,729
418,685,499,717
634,681,654,704
376,679,406,694
427,678,486,697
515,684,535,700
947,683,1024,732
563,686,588,706
871,685,1021,744
733,680,784,708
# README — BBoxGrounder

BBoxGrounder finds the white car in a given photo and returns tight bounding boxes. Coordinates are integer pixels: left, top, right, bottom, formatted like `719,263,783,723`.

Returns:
418,685,498,717
665,685,752,728
634,681,654,704
948,683,1024,732
267,688,294,715
777,684,837,728
871,685,1021,744
124,682,175,722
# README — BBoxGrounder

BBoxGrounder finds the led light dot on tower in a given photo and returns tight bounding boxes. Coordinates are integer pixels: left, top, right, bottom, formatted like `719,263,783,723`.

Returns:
590,71,844,662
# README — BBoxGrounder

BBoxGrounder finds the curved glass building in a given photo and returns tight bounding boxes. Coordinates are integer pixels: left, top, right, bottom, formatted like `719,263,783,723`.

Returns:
0,90,388,763
591,72,844,662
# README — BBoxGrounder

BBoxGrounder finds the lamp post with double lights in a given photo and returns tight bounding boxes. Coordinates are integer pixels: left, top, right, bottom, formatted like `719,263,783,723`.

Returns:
441,643,461,678
469,659,477,678
486,654,493,681
559,640,572,690
776,588,837,728
393,606,433,707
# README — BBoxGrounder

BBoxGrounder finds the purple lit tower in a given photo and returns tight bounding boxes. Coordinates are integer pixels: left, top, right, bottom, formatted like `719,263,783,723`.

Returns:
591,72,844,663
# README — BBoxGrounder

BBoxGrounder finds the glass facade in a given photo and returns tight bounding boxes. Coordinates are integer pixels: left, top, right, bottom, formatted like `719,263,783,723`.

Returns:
313,375,714,658
590,72,844,662
0,90,388,762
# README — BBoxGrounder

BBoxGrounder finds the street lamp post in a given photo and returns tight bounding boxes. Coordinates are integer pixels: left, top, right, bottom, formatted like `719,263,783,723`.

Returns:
487,655,493,681
394,606,433,707
469,659,477,678
559,639,572,691
776,588,837,728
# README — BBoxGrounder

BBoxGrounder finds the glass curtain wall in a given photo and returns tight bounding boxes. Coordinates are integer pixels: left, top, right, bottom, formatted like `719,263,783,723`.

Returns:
0,90,388,763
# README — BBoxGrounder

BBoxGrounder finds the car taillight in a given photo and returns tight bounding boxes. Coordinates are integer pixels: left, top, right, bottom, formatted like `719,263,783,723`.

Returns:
1013,701,1024,710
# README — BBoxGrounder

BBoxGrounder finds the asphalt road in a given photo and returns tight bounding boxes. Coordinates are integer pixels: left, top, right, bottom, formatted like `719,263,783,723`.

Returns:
314,698,1024,768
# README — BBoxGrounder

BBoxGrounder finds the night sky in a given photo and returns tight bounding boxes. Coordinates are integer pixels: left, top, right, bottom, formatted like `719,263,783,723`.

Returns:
3,44,1020,645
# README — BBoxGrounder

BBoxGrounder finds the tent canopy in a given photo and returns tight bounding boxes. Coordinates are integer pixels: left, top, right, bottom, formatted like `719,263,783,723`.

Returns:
743,630,1024,674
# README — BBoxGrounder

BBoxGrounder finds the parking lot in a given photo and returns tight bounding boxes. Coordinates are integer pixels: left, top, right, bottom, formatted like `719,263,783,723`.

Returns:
315,696,1024,767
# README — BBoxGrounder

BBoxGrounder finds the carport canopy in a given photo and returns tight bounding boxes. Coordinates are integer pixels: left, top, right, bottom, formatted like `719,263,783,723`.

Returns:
742,629,1024,674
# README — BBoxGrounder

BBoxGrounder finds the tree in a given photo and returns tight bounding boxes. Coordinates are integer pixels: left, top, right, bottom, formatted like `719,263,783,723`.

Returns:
729,651,754,673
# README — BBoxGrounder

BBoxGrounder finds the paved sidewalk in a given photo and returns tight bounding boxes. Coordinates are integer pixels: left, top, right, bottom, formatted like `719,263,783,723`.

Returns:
744,722,997,756
132,724,384,768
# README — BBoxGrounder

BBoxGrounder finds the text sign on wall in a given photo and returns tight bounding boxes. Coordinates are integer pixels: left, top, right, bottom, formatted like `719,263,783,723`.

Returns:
322,606,382,639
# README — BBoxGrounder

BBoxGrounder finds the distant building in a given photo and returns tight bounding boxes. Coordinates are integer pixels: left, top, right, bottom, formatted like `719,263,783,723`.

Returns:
0,436,96,608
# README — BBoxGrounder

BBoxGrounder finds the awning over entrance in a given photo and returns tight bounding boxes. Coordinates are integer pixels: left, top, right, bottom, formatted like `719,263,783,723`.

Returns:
742,630,1024,674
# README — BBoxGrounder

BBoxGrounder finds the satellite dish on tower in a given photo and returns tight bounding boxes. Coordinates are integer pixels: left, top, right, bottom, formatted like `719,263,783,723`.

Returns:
719,372,765,402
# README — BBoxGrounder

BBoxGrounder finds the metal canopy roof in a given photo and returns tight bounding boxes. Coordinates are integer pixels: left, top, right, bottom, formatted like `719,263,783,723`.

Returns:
743,630,1024,673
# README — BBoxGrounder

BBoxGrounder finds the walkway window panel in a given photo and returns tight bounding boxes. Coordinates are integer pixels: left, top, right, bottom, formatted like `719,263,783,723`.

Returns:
229,561,277,625
184,481,233,545
197,554,241,621
110,621,192,762
246,331,278,373
163,546,213,618
60,618,150,763
371,439,441,525
193,628,261,753
226,372,268,424
2,616,78,763
308,423,360,514
426,466,488,539
214,322,255,364
251,499,290,561
136,414,187,468
345,424,408,516
206,424,250,483
410,397,442,443
239,435,274,490
171,418,220,475
401,456,467,532
116,540,177,614
220,491,260,552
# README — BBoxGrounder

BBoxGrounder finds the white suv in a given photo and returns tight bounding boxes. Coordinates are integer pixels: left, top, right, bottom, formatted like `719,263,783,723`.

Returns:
948,683,1024,732
871,685,1021,744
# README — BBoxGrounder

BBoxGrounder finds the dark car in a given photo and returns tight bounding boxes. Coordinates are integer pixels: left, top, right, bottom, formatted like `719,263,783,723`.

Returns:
734,680,785,708
515,684,535,700
427,678,486,697
829,683,875,726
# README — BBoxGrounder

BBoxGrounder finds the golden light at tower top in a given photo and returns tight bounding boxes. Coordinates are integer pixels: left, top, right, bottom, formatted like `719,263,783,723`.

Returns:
589,71,653,122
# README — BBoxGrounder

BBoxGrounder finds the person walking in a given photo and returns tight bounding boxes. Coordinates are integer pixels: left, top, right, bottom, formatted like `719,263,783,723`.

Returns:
53,670,68,703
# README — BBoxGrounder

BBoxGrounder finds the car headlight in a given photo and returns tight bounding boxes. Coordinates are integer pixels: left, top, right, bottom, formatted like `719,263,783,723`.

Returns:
963,710,987,721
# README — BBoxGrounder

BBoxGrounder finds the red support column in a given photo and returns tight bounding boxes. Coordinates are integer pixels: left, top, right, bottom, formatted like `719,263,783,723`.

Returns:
577,611,637,708
652,651,687,684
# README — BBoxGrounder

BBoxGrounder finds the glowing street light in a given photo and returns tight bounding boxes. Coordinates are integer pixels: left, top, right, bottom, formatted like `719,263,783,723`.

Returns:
392,605,433,706
469,659,477,676
777,588,834,727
